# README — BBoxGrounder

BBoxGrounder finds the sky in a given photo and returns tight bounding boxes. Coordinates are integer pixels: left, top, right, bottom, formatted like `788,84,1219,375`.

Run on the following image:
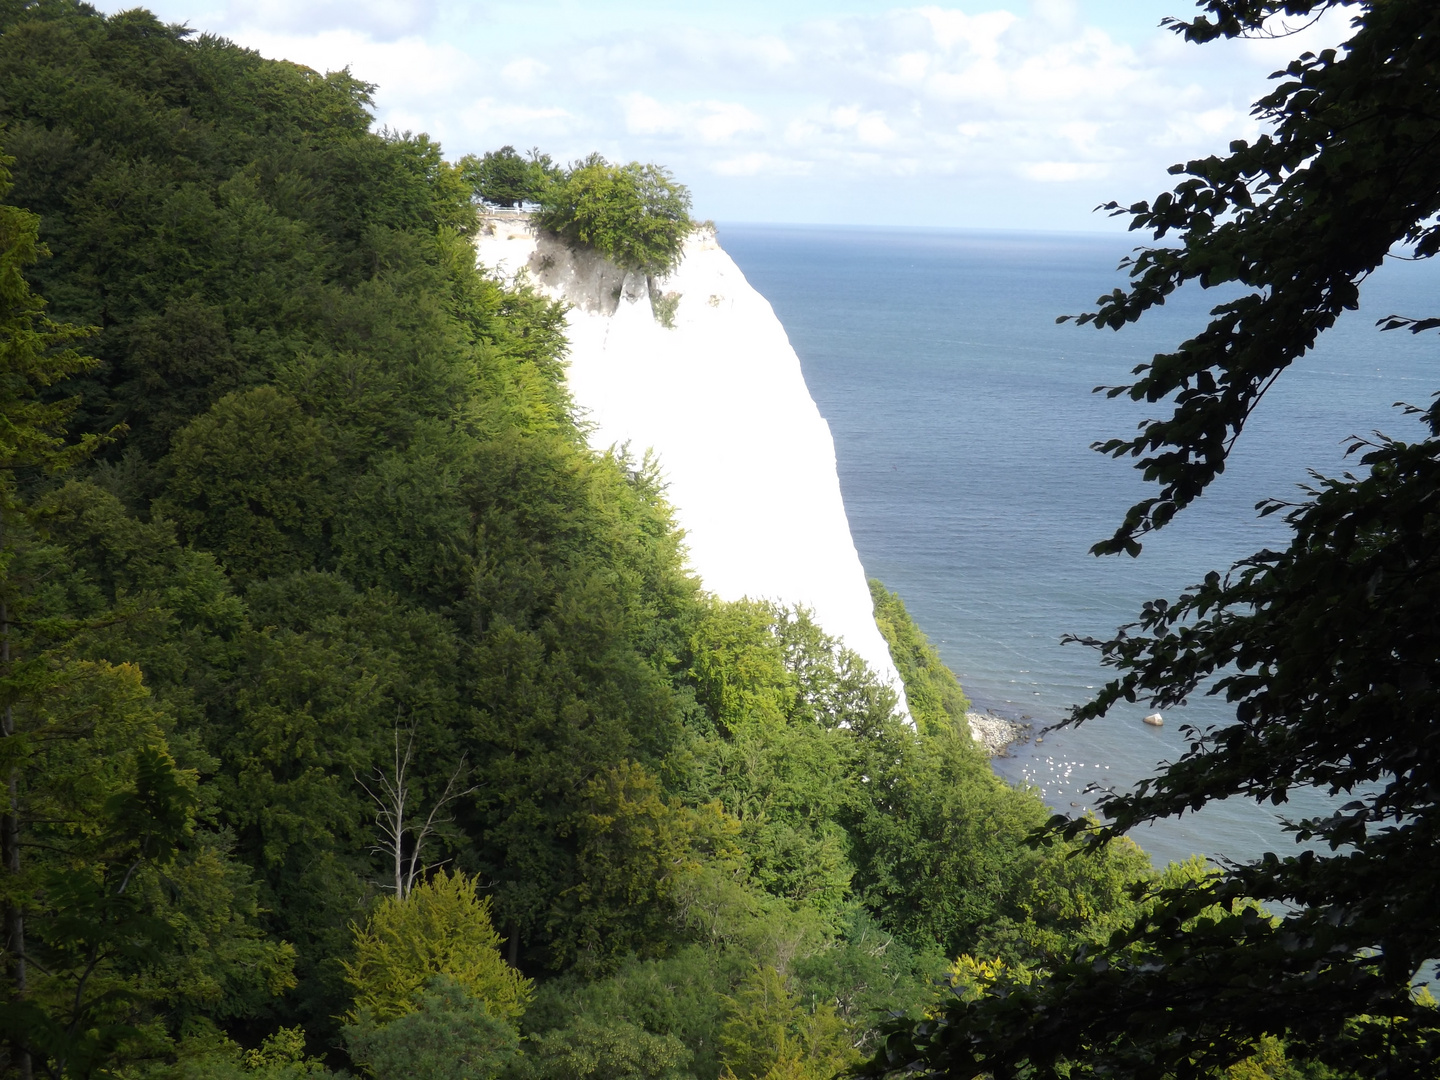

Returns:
93,0,1350,231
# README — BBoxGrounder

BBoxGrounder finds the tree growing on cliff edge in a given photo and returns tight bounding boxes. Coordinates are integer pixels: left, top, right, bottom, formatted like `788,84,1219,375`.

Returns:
461,145,558,208
861,2,1440,1077
535,155,693,276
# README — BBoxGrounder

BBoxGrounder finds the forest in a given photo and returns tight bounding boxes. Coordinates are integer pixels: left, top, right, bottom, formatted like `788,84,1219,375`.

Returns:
28,2,1434,1080
0,4,1265,1079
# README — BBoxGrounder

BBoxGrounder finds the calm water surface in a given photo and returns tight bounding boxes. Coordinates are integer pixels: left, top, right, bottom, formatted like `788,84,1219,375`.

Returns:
721,222,1438,869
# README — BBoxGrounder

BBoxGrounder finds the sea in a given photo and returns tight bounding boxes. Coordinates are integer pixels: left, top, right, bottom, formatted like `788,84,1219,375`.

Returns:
720,222,1439,871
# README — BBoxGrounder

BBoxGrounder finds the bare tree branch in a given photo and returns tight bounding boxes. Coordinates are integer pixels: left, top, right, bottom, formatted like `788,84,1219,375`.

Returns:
355,721,478,899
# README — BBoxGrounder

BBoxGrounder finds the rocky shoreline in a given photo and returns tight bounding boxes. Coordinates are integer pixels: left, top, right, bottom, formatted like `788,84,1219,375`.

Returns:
966,711,1031,757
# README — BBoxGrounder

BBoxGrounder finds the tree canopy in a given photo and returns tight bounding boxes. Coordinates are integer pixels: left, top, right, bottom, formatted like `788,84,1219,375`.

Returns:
535,155,693,276
461,146,557,209
862,2,1440,1077
0,5,1190,1079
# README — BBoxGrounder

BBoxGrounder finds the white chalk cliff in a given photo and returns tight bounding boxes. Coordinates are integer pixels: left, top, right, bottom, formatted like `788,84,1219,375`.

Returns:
474,216,908,715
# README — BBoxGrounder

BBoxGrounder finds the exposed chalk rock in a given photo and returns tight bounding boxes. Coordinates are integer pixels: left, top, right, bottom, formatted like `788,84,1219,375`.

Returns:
1143,712,1165,727
475,216,909,716
966,712,1030,757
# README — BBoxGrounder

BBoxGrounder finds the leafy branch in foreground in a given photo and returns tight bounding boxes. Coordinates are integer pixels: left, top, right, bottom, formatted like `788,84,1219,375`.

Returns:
1065,0,1430,557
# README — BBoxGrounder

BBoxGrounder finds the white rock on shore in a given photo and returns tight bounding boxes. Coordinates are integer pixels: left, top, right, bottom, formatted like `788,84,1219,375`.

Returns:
966,712,1030,757
474,216,910,716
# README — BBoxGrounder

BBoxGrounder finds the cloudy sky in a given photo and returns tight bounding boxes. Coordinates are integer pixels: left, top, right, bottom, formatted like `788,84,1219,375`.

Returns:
95,0,1348,231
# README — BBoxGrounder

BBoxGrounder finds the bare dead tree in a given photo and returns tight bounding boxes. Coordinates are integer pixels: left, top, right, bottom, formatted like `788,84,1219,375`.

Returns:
355,723,476,900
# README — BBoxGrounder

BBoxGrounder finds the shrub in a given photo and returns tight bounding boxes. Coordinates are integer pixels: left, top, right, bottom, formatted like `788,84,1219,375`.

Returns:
650,289,681,329
343,977,520,1080
514,1015,691,1080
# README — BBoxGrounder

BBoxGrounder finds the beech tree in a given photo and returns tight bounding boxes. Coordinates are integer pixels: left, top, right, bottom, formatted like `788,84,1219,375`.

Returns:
342,870,532,1026
461,145,557,208
0,162,294,1079
535,155,693,275
862,2,1440,1077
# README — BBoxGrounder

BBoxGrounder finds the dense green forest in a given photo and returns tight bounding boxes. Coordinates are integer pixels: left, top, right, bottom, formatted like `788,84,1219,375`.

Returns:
0,5,1223,1079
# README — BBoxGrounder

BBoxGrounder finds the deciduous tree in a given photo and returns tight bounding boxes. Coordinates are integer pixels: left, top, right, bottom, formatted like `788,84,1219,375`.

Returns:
535,155,693,276
343,870,531,1025
342,977,520,1080
461,145,556,208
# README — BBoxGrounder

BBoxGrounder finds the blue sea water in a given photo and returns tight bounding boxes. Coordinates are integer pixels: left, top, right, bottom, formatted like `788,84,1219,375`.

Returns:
720,222,1439,870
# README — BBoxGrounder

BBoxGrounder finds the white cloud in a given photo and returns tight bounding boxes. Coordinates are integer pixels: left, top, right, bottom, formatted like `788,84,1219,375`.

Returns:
97,0,1356,228
500,57,548,88
857,115,895,146
1021,161,1111,182
739,34,798,71
210,0,439,41
623,95,765,144
622,94,679,136
236,28,471,100
697,103,766,143
1030,0,1078,30
915,8,1016,55
455,99,575,145
827,106,896,147
892,50,929,84
1009,31,1142,104
1193,107,1239,136
712,152,813,178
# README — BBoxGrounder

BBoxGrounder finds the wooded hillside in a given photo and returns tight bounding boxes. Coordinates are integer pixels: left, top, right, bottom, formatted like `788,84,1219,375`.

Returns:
0,6,1175,1078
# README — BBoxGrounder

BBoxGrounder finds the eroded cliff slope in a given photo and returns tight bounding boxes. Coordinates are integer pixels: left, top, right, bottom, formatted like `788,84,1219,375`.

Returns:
476,217,909,712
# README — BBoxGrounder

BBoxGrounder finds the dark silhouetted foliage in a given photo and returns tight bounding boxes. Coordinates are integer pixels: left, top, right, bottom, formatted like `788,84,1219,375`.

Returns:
862,3,1440,1077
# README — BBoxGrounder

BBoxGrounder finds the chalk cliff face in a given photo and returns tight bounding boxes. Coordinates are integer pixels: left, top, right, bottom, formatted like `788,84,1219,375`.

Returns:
475,217,909,714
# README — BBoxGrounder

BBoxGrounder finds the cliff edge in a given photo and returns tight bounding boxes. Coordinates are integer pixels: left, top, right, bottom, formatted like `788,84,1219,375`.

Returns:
476,215,909,715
